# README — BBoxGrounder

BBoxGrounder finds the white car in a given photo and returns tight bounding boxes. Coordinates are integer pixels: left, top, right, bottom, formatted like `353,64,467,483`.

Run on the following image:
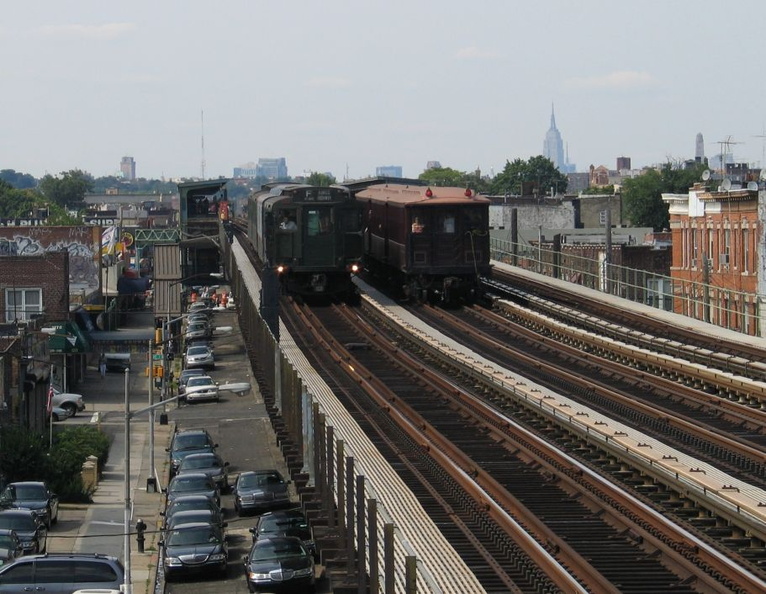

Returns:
182,376,220,403
51,389,85,417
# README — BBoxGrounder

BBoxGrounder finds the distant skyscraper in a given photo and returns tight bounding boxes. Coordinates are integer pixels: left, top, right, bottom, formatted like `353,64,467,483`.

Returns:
695,133,705,163
616,156,631,171
376,165,402,178
120,156,136,180
543,105,566,171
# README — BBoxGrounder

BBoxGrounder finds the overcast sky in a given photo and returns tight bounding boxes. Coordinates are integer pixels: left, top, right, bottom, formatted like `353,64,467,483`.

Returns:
2,1,765,182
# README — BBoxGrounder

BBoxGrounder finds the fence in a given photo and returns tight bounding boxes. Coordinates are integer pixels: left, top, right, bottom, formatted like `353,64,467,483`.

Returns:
490,236,763,337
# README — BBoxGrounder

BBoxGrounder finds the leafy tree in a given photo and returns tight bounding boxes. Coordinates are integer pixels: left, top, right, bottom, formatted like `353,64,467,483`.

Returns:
0,169,37,189
306,172,336,186
39,169,94,209
418,167,465,187
622,162,706,230
489,156,568,196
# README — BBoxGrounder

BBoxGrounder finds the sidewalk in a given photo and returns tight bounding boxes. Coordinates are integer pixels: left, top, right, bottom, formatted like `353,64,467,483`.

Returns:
48,310,170,594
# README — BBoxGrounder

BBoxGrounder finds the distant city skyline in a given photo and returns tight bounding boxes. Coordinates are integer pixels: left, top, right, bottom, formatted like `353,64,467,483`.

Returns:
2,2,765,181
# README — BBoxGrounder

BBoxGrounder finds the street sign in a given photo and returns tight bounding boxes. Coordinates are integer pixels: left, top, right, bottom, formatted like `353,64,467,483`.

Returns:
152,354,163,361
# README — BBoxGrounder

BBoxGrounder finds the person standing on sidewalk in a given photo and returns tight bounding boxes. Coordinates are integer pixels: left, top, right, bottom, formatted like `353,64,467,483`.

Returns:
99,353,106,379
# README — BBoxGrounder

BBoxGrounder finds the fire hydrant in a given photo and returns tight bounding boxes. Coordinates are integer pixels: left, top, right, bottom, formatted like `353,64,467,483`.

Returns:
136,518,147,553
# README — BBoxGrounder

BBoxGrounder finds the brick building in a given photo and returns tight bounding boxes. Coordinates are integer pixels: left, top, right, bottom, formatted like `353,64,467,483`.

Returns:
663,183,763,335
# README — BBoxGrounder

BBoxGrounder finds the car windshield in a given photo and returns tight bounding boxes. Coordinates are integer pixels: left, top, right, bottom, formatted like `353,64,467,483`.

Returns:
251,540,305,561
240,473,282,489
0,515,34,530
259,514,307,533
0,534,17,548
171,477,211,492
168,500,214,515
183,457,220,470
173,434,210,450
187,378,213,387
187,347,208,356
4,485,47,500
167,526,219,546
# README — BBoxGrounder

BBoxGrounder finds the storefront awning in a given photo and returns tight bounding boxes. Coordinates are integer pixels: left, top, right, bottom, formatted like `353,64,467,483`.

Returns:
46,321,91,354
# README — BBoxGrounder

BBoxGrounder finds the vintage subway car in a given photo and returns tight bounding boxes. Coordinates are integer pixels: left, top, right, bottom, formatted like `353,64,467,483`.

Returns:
247,183,363,298
355,183,491,305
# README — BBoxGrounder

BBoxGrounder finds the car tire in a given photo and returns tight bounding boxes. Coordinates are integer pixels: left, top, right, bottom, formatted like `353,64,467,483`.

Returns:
51,506,58,525
62,402,77,417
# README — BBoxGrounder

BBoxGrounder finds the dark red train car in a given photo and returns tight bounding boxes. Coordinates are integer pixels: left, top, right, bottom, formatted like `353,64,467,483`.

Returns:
355,183,491,304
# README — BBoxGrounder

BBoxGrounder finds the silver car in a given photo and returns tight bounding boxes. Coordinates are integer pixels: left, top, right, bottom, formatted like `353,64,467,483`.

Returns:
182,376,219,403
184,345,215,371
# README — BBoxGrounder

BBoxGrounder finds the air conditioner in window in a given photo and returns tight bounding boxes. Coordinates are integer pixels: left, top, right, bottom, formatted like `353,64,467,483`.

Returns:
720,254,729,266
691,258,698,268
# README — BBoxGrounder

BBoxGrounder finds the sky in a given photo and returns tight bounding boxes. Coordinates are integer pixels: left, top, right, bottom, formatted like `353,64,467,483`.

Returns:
2,1,766,182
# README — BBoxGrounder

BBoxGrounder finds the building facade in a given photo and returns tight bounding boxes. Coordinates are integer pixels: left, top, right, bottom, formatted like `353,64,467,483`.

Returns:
120,156,136,181
663,184,764,335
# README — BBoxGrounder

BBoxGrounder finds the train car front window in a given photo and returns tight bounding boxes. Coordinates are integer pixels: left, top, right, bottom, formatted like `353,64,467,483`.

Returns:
308,208,332,236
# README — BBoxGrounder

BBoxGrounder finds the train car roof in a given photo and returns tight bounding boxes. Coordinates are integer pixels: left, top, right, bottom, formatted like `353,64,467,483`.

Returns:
355,183,489,206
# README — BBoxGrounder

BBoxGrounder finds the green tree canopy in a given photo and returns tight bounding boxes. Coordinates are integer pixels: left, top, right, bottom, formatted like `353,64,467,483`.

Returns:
0,169,37,189
622,162,707,230
306,172,336,186
418,167,491,193
39,169,94,209
489,156,568,196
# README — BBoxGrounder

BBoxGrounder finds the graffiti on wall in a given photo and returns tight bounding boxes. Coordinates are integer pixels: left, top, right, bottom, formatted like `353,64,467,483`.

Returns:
0,233,99,293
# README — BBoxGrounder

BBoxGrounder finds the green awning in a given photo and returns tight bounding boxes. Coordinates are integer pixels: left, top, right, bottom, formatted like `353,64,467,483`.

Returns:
48,321,91,354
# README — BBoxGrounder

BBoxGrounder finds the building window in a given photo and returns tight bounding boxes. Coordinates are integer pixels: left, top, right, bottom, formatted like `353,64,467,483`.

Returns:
5,288,42,322
743,228,750,272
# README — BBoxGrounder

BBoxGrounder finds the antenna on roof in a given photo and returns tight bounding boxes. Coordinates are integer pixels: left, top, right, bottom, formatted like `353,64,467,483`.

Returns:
721,177,732,191
201,110,206,180
747,181,758,191
701,169,711,181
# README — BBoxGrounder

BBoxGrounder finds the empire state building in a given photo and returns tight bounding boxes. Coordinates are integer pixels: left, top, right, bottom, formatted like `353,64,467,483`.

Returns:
543,105,573,172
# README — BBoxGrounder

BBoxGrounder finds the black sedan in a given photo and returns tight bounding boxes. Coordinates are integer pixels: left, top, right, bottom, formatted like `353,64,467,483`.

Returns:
163,495,223,527
0,510,47,554
233,470,291,516
164,509,226,531
0,481,59,529
165,473,220,507
167,428,218,476
177,452,230,493
249,509,315,558
161,522,228,580
243,536,315,593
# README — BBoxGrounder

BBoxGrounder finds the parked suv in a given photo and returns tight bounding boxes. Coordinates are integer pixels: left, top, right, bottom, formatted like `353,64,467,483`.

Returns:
0,553,124,592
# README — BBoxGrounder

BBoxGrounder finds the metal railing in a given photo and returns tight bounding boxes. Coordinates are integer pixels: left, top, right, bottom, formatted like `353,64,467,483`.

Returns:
490,237,763,337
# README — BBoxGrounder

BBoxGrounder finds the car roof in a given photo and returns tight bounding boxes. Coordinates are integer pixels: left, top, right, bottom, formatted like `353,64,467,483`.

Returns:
182,452,219,460
171,472,212,480
167,494,215,504
0,509,36,516
174,427,210,435
5,481,47,487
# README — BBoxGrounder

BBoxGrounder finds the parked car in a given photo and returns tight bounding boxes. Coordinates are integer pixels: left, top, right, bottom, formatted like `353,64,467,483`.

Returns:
182,375,219,403
49,406,71,422
184,345,215,371
178,368,206,396
165,473,220,507
243,536,315,593
0,481,59,529
249,509,315,557
185,322,212,340
51,388,85,417
166,428,218,476
0,529,22,566
0,553,124,591
161,522,228,580
0,509,47,554
177,452,229,493
162,495,223,527
233,470,291,516
164,509,226,531
187,313,212,327
188,301,214,315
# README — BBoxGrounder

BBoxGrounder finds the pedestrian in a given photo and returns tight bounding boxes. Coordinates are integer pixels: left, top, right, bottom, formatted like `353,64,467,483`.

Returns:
99,354,106,379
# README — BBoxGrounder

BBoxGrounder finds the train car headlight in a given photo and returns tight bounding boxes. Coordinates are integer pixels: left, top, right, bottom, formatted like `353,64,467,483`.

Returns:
349,263,360,274
276,265,287,274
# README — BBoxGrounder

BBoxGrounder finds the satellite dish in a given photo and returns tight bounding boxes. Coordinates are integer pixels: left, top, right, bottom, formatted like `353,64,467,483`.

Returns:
701,169,711,181
760,169,766,181
747,181,758,191
721,178,732,191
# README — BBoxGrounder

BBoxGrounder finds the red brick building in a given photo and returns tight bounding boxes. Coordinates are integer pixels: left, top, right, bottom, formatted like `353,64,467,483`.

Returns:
663,183,762,335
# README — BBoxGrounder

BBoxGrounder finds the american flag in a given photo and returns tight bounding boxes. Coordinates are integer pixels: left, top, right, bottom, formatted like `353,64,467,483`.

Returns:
46,386,54,416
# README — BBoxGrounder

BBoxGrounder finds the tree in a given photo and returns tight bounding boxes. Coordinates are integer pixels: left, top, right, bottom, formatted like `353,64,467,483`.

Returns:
418,167,465,187
622,162,706,230
306,172,336,187
489,156,569,196
39,169,94,209
0,169,37,189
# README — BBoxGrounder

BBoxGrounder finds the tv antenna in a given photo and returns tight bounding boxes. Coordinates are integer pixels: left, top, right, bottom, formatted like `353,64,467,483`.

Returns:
716,135,742,173
200,110,206,180
752,125,766,169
